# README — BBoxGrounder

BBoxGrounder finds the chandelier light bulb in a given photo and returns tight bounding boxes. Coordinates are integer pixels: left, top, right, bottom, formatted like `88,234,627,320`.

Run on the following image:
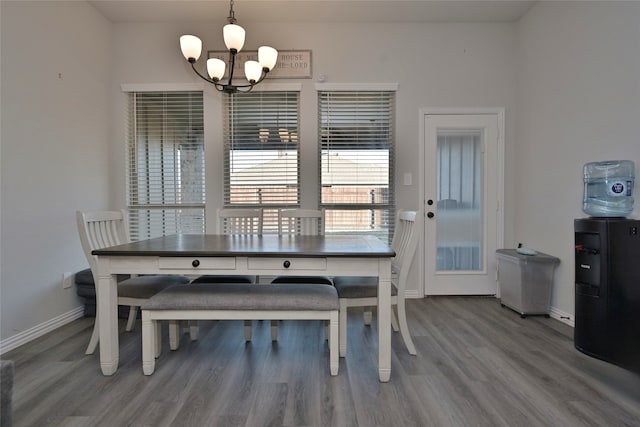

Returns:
223,24,245,52
207,58,226,81
180,35,202,61
244,61,262,83
258,46,278,71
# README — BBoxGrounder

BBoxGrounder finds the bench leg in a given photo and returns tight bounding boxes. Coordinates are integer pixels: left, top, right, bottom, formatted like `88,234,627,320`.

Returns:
339,299,348,357
142,312,156,375
329,311,339,376
244,320,252,341
169,321,180,350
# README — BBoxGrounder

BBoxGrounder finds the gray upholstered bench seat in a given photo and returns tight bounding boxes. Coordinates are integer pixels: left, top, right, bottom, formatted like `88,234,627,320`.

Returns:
141,283,339,376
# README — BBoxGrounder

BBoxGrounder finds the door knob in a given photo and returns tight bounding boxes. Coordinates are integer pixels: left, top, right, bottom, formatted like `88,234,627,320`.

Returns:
427,212,435,219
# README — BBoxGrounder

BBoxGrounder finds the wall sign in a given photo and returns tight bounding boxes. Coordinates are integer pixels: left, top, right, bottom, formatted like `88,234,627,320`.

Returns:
207,50,312,79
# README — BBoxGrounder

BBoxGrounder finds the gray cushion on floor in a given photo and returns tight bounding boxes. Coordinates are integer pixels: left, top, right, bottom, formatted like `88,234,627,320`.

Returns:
333,276,397,299
142,283,338,311
190,275,256,284
118,275,191,299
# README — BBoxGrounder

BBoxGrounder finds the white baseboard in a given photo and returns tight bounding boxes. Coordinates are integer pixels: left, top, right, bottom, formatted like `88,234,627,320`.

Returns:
408,293,576,328
0,306,85,355
550,306,575,327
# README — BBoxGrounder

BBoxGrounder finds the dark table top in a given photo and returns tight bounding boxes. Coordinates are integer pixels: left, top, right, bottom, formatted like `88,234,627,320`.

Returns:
93,234,395,258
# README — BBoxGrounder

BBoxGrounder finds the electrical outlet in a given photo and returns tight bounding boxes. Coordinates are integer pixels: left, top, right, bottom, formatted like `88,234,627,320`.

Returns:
62,272,73,289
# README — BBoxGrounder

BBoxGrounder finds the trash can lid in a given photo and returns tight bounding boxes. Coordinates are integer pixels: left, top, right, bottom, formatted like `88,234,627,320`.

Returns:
496,249,560,263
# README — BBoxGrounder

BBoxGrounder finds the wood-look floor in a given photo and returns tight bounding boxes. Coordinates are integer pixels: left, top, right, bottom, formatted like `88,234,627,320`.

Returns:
4,297,640,427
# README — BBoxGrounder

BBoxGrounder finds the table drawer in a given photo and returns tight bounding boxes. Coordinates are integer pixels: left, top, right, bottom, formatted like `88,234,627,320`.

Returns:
158,257,236,270
248,257,327,271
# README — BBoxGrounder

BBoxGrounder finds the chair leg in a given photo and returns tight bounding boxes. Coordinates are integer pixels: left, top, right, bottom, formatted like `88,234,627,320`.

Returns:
125,306,138,332
271,320,278,341
154,319,162,358
397,298,417,355
85,317,100,355
339,299,348,357
244,320,252,341
391,306,400,332
189,321,199,341
169,321,180,350
329,311,339,376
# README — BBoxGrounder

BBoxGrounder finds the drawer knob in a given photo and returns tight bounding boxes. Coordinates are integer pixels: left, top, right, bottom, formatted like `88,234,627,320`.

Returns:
283,260,291,268
192,259,200,268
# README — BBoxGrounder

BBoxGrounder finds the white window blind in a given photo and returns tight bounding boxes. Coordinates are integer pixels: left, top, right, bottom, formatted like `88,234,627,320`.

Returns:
318,90,395,242
126,91,205,240
224,91,300,231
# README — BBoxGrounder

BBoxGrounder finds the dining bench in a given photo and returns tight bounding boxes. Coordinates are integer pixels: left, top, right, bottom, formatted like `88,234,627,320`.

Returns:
141,283,339,376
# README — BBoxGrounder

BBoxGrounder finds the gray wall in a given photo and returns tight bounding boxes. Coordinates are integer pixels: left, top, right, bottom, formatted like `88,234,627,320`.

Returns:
1,1,112,342
1,1,639,346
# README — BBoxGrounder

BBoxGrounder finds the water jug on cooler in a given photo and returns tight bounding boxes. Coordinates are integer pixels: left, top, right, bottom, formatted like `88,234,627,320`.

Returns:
582,160,635,217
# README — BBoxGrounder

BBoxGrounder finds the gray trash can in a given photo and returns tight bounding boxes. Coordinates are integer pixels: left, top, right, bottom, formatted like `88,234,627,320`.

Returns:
496,249,560,318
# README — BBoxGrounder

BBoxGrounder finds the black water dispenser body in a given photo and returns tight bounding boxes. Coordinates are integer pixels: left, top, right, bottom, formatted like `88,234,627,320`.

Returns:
574,218,640,374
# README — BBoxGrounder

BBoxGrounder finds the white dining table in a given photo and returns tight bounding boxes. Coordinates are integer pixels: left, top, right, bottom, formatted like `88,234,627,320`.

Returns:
92,233,395,382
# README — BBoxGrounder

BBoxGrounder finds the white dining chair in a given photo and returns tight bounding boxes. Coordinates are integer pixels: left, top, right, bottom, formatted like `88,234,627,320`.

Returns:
76,210,190,355
190,208,263,340
332,209,422,356
270,208,333,340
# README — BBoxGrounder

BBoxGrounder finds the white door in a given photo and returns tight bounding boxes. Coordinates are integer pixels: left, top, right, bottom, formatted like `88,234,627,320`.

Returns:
421,111,503,295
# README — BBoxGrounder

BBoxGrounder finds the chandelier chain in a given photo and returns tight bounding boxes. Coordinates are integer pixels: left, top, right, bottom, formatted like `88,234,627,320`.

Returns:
227,0,237,24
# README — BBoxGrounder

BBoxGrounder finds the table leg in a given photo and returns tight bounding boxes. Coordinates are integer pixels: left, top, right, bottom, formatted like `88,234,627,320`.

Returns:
97,258,119,375
378,257,392,382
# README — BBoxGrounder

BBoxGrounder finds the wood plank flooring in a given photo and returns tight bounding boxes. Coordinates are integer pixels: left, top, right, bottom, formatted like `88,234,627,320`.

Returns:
4,297,640,426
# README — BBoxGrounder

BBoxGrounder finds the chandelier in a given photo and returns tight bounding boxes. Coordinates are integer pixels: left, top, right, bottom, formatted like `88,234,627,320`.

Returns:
179,0,278,94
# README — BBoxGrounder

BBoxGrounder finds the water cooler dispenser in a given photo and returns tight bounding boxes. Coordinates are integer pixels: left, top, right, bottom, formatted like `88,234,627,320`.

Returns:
574,218,640,374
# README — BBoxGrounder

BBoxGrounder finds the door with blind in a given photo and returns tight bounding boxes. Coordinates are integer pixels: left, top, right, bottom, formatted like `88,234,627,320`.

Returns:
422,111,503,295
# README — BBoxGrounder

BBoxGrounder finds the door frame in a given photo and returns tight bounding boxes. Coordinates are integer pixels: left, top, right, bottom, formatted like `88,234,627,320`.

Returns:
418,108,505,296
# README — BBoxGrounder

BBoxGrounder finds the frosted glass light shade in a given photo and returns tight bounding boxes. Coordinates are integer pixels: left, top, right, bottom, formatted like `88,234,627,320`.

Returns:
180,35,202,61
258,46,278,71
244,61,262,83
223,24,245,51
207,58,226,80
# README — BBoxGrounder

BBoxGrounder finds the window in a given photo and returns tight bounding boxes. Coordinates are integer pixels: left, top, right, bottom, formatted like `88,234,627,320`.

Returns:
318,90,395,242
126,91,205,241
223,91,300,231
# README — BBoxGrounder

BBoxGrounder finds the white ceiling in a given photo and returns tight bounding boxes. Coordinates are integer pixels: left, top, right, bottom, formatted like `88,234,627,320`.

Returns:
89,0,537,24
